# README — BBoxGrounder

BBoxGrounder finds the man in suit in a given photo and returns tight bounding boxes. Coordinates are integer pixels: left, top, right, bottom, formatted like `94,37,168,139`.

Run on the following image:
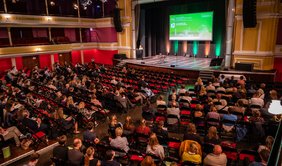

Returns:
53,135,68,162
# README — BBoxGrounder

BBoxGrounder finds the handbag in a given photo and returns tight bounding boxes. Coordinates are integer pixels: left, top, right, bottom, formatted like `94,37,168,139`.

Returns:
21,138,33,150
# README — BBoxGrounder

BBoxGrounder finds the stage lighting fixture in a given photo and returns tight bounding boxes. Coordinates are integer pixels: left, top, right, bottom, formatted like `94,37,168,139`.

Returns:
50,1,55,6
73,3,79,10
81,0,92,10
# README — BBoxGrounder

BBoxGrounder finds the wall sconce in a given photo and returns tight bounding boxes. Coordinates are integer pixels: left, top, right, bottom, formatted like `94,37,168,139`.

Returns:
45,16,52,21
3,14,11,21
35,48,42,52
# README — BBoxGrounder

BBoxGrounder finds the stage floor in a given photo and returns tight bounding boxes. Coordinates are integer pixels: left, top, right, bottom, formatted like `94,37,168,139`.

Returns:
123,56,221,71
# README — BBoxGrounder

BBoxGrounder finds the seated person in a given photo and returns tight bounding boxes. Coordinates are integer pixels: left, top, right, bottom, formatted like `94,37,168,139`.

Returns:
84,146,101,166
183,123,202,145
204,126,221,145
258,136,274,153
101,150,121,166
178,85,187,95
203,145,227,166
127,87,146,105
110,76,118,85
108,115,122,138
0,126,26,147
213,94,228,110
21,110,48,133
24,152,40,166
167,102,180,124
54,107,79,134
110,127,129,152
250,92,264,108
206,105,220,126
135,119,151,136
230,100,246,116
156,95,166,106
83,122,100,144
178,91,192,104
152,121,168,140
141,156,156,166
146,133,165,160
249,149,269,166
123,116,135,134
222,108,238,132
53,135,68,162
181,142,202,164
141,85,155,98
249,109,264,123
194,104,205,118
68,138,84,166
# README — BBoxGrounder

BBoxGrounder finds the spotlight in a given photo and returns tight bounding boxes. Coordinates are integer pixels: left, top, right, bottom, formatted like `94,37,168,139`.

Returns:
45,16,52,21
73,3,79,10
50,1,55,6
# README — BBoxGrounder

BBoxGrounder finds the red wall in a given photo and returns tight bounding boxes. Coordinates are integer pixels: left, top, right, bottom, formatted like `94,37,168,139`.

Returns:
15,57,23,70
0,58,12,71
71,50,81,65
83,49,117,65
274,58,282,82
39,54,52,69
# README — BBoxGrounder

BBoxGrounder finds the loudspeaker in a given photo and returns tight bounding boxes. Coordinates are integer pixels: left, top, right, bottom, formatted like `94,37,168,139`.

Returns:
235,63,254,71
170,65,175,67
114,54,127,59
243,0,257,28
141,62,145,64
113,8,123,32
209,58,223,67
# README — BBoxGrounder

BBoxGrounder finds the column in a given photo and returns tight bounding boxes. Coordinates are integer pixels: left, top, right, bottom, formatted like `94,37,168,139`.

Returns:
7,27,12,46
225,0,235,68
50,54,55,70
80,50,84,64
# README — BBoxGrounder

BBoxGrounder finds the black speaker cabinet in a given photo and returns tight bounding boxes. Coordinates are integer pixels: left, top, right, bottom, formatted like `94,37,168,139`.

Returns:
113,8,123,32
235,62,254,71
210,58,223,67
114,54,127,60
243,0,257,28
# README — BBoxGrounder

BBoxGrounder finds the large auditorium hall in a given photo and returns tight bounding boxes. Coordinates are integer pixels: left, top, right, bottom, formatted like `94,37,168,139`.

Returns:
0,0,281,166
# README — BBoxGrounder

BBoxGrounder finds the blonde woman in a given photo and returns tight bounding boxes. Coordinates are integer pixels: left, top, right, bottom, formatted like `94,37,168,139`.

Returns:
181,142,202,164
84,146,100,166
66,96,75,108
146,133,165,159
109,127,129,152
54,107,79,134
205,126,220,145
141,156,156,166
258,136,274,153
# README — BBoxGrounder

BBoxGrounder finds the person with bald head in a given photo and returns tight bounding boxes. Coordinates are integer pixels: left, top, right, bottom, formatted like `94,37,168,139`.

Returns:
203,145,227,166
68,138,84,166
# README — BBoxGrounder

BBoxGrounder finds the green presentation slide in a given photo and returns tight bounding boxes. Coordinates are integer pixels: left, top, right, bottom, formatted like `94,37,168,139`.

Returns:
169,11,213,41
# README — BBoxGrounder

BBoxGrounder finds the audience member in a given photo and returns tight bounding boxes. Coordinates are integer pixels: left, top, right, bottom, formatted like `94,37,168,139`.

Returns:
205,126,221,145
146,133,165,159
109,127,129,152
249,149,269,166
53,135,68,162
101,150,121,166
258,136,274,153
181,142,202,164
23,152,40,166
84,146,100,166
135,119,151,136
0,126,27,147
203,145,227,166
183,123,202,145
83,122,100,144
68,138,84,166
141,156,156,166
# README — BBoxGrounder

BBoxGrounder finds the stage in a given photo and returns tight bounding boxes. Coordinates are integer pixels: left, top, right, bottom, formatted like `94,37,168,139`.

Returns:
123,56,221,71
120,56,277,82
